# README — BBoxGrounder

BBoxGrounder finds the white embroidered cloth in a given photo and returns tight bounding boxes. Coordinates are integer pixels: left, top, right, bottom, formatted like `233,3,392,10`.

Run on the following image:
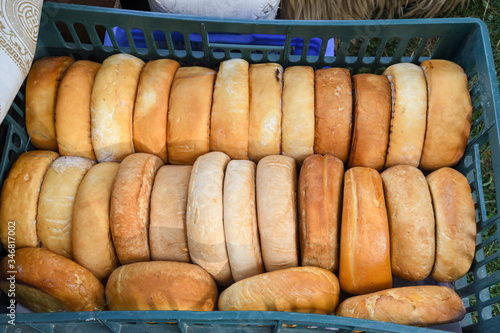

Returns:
0,0,42,123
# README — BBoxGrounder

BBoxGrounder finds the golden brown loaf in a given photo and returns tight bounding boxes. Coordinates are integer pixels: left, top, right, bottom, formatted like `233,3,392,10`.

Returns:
133,59,180,163
223,160,264,282
72,162,120,281
186,152,233,285
91,53,145,162
339,167,392,294
256,155,298,272
218,266,340,314
37,156,95,258
210,59,250,159
381,165,435,281
26,56,74,150
427,167,476,282
336,285,466,326
383,63,427,168
110,153,163,264
419,59,472,170
314,68,352,163
348,74,392,171
0,247,105,312
167,66,216,164
282,66,315,164
149,165,192,262
299,154,344,272
105,261,217,311
55,60,100,160
248,63,283,162
0,150,59,249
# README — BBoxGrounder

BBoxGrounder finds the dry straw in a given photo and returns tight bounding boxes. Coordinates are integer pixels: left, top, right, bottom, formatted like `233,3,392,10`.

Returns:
280,0,467,20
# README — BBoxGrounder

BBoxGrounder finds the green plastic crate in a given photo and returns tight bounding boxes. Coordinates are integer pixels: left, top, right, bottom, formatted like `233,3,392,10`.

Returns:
1,2,499,332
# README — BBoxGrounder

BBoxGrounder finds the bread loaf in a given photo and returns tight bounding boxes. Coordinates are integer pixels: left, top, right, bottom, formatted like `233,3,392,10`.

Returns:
256,155,298,271
210,59,249,159
336,285,465,326
167,67,216,164
150,165,192,262
224,160,264,281
314,68,352,163
299,154,344,272
26,56,74,150
72,162,120,281
186,152,233,285
55,60,100,160
383,63,427,168
282,66,315,164
133,59,180,163
91,53,145,162
0,151,59,249
248,63,282,162
419,59,472,170
105,261,217,311
218,266,340,314
427,167,476,282
0,247,105,312
110,153,163,264
339,167,392,294
381,165,435,281
37,156,95,258
348,74,391,171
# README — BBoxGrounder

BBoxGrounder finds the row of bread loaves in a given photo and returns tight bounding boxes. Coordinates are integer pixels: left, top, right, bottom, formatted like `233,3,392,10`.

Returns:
0,246,465,327
0,148,475,291
0,150,297,285
0,151,471,325
25,55,471,170
338,165,476,295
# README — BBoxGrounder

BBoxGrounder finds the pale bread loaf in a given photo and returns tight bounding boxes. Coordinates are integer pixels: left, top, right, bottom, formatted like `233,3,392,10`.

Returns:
186,151,233,285
381,165,435,281
219,266,340,314
336,285,465,326
223,160,264,281
149,165,192,262
37,156,95,258
419,60,472,170
91,54,144,162
256,155,298,271
383,63,427,168
72,162,120,281
210,59,250,159
281,66,315,164
427,167,476,282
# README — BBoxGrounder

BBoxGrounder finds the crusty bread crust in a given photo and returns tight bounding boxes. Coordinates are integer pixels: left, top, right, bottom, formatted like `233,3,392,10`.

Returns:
336,285,465,326
299,154,344,272
110,153,163,265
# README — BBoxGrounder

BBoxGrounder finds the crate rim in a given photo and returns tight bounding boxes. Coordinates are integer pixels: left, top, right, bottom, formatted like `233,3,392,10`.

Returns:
0,310,446,332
